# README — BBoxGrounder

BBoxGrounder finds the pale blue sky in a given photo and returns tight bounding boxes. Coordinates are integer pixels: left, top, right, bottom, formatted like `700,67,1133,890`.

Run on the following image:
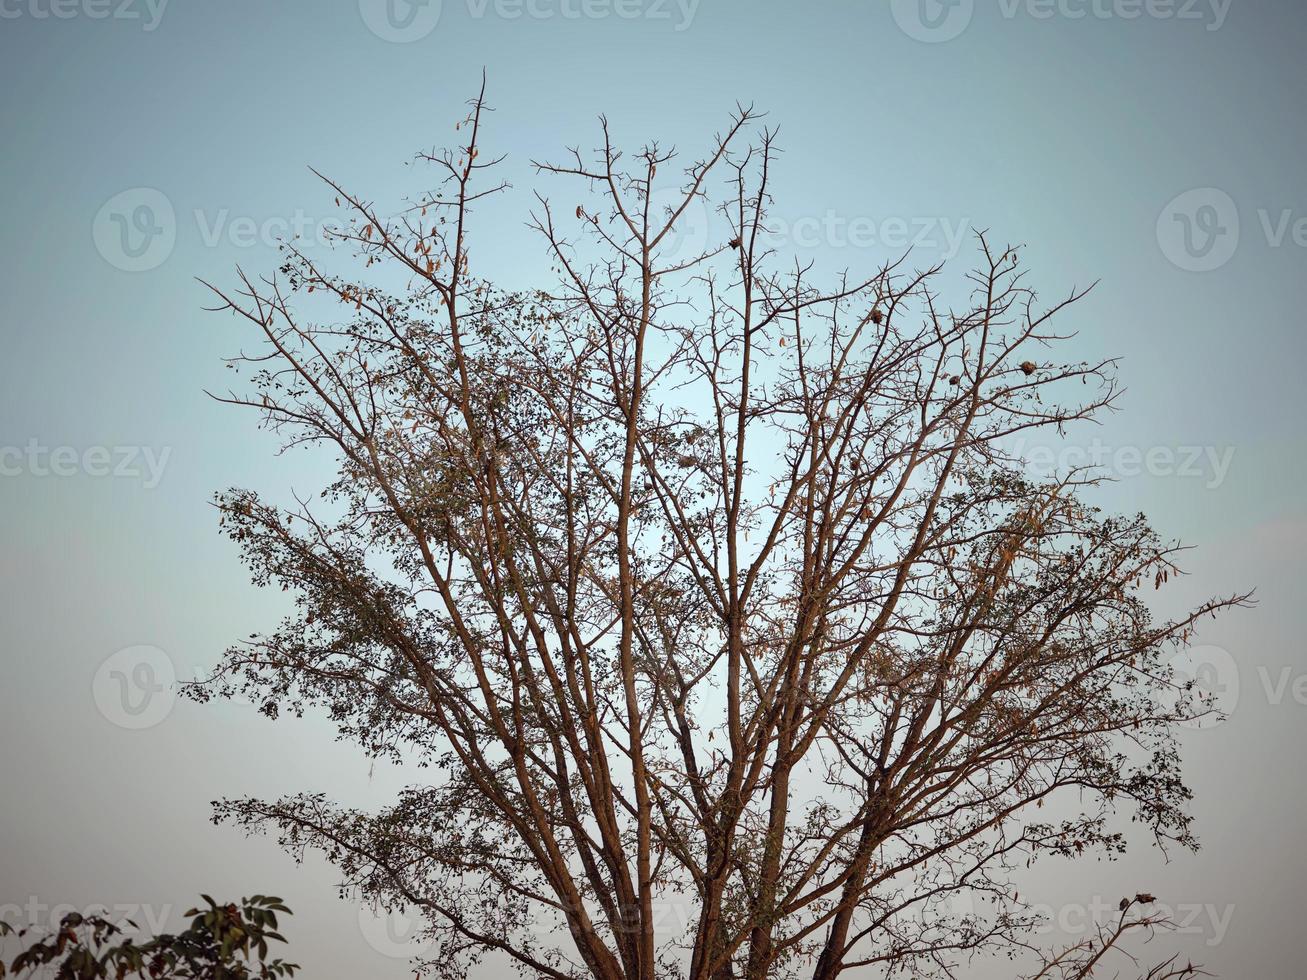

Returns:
1,1,1304,977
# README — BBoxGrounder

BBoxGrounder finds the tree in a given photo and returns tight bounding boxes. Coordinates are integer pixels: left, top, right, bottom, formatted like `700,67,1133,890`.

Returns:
1,896,297,979
193,80,1246,980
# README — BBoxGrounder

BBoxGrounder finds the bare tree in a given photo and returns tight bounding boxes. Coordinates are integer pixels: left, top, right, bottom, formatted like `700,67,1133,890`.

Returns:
193,81,1247,980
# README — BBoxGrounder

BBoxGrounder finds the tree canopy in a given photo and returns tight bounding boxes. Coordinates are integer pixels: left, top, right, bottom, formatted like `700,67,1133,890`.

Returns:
193,82,1245,980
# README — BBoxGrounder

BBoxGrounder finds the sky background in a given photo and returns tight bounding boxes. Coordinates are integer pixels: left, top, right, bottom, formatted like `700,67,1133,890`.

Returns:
1,0,1304,977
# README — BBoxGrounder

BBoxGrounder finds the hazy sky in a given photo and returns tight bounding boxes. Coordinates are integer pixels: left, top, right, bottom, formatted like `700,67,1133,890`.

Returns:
1,1,1304,977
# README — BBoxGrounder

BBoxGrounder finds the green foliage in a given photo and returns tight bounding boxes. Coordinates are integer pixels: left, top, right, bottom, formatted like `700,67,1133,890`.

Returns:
1,896,297,980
